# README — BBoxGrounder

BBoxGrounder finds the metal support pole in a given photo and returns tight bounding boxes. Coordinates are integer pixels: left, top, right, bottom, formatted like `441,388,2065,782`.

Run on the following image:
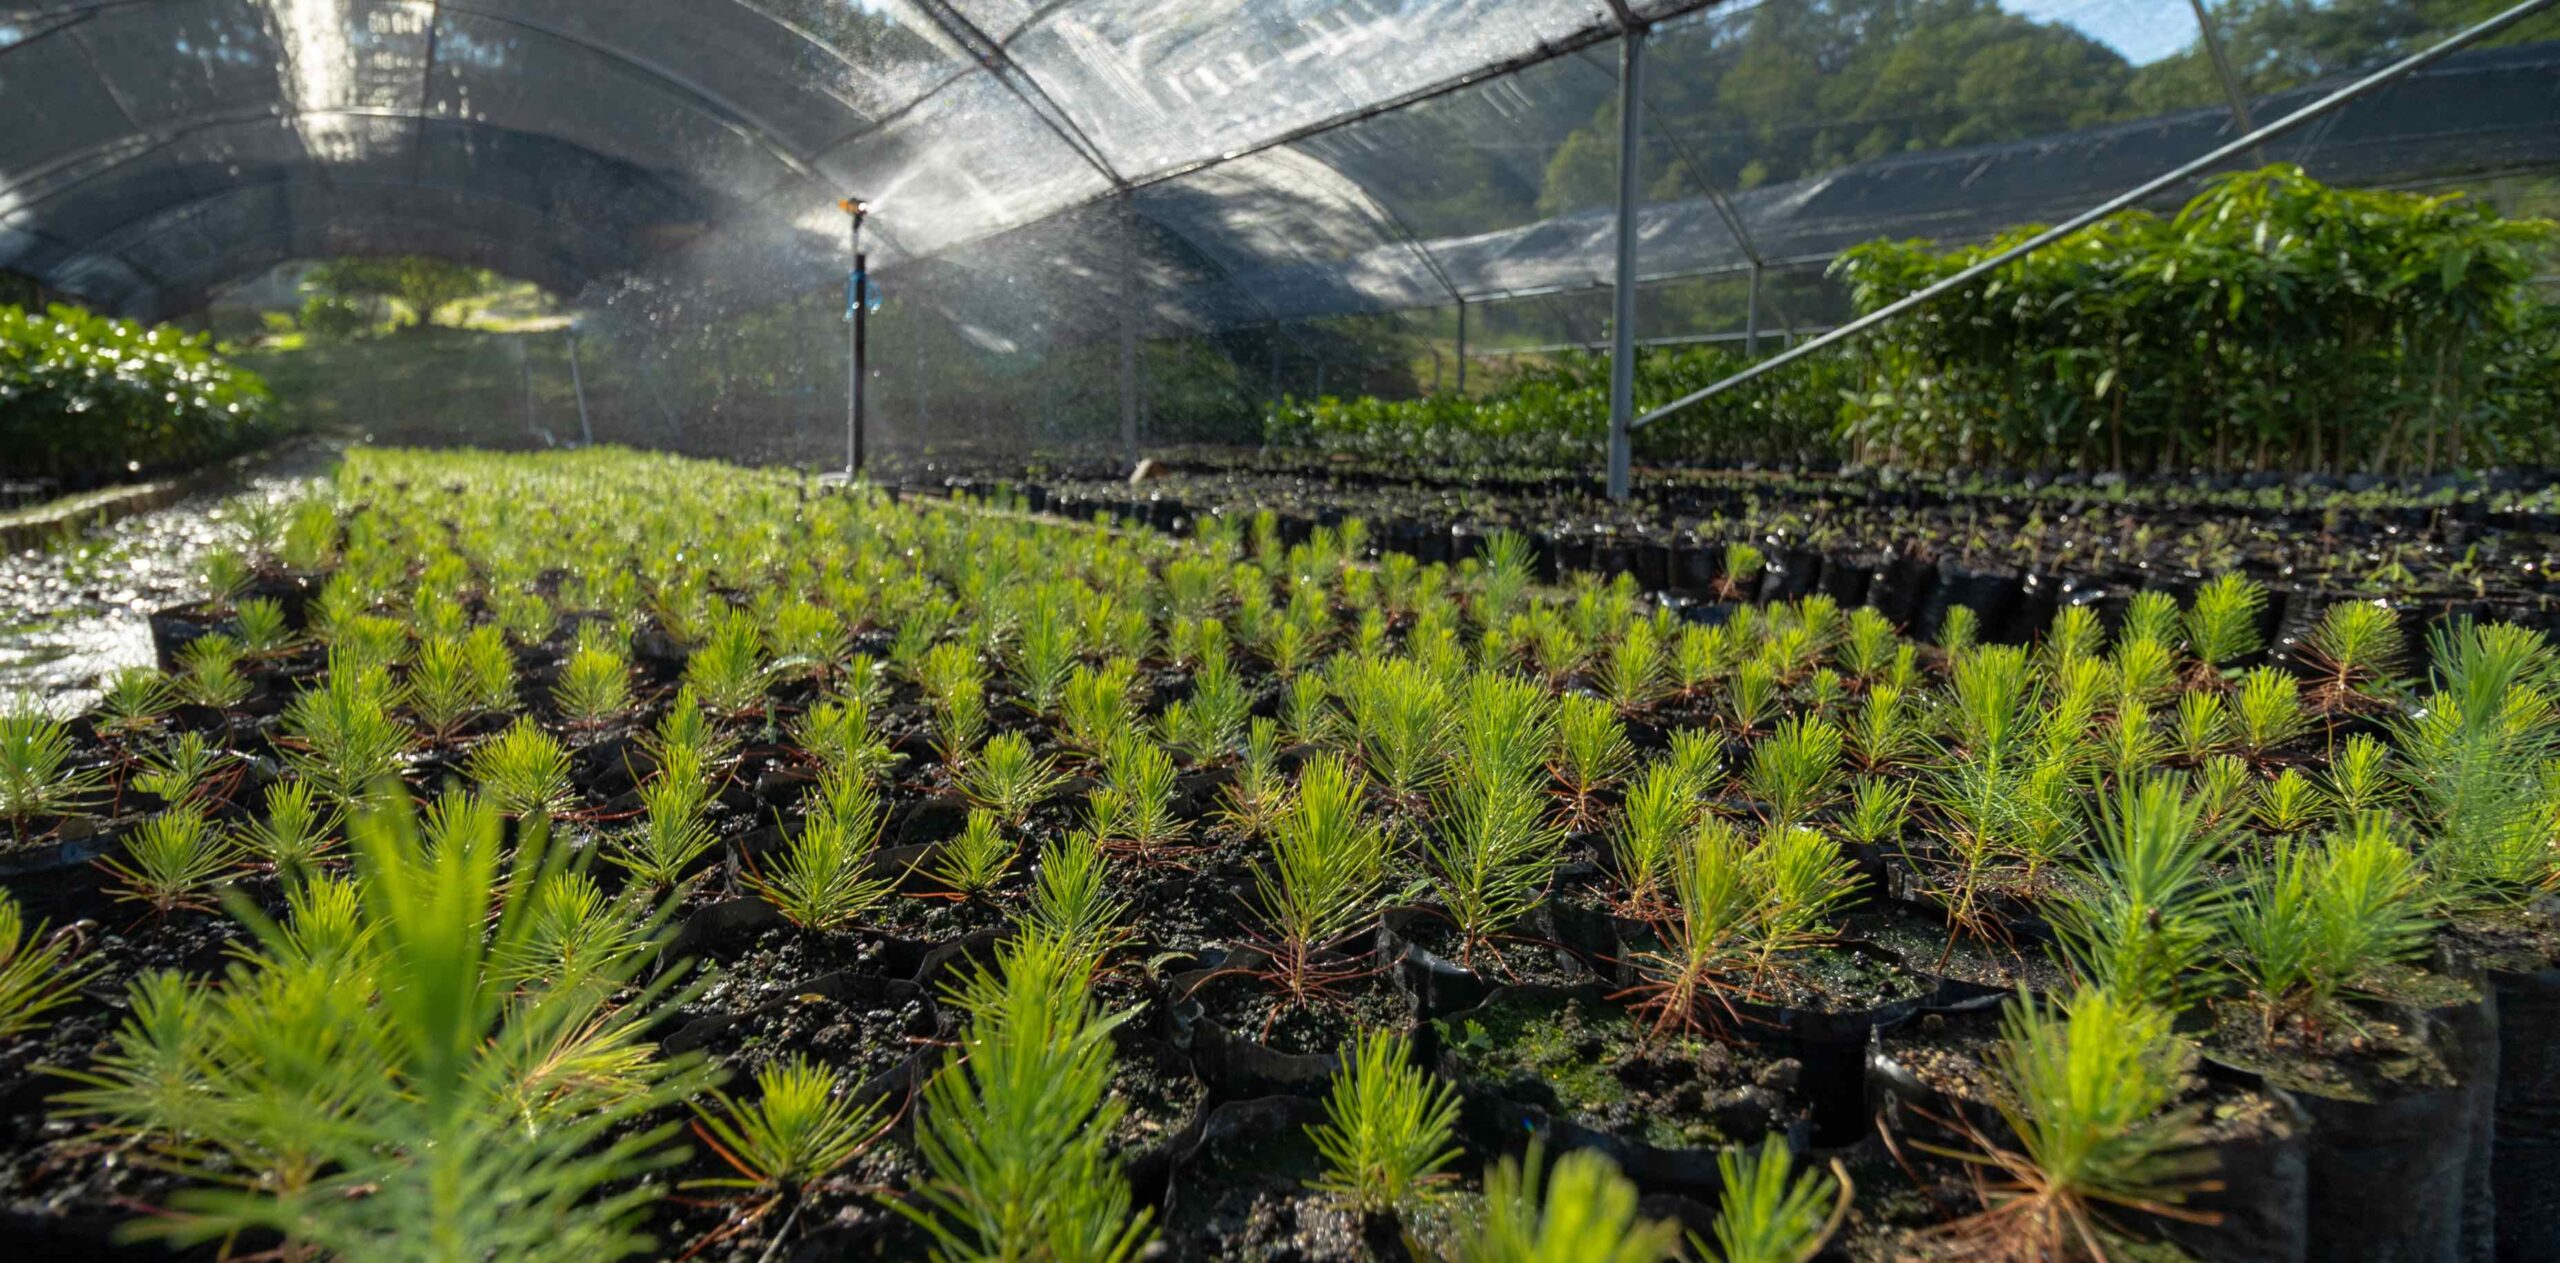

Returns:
1631,0,2559,433
2189,0,2260,140
1605,27,1646,503
567,330,593,446
1745,263,1763,358
1454,299,1469,394
1119,209,1139,468
842,200,870,478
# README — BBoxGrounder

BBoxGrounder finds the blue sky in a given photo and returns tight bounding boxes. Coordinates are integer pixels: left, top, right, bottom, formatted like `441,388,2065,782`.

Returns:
2005,0,2202,64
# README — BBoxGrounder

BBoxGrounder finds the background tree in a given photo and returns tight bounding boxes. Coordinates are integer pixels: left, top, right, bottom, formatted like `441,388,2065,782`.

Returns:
305,258,497,333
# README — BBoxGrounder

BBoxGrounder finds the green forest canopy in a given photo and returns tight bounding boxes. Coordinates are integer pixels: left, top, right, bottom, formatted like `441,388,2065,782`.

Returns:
1358,0,2559,238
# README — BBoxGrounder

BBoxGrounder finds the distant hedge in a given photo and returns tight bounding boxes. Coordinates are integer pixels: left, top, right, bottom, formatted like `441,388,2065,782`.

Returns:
1,303,283,486
1267,167,2559,477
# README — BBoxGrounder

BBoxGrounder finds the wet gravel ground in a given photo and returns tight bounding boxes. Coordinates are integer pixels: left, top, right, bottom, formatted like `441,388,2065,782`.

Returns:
0,442,341,715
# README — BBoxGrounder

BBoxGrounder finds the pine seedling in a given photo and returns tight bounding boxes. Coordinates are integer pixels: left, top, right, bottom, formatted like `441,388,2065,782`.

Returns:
790,695,903,787
1613,761,1694,915
1252,753,1389,1004
1932,987,2213,1262
1553,693,1635,830
691,1055,885,1197
2227,817,2435,1040
1673,623,1733,699
2041,604,2105,670
0,889,89,1041
919,641,990,769
233,597,298,658
1217,718,1289,838
960,731,1067,828
1604,618,1666,714
1938,604,1980,656
610,746,718,889
750,772,896,932
1839,607,1900,681
178,633,252,709
1098,733,1188,856
493,589,556,648
499,870,644,995
1629,821,1768,1036
2110,635,2179,711
281,663,412,806
235,778,342,882
2251,767,2327,837
1840,775,1912,852
764,598,845,680
133,730,235,807
2172,689,2228,762
902,931,1154,1263
552,633,633,728
95,666,174,737
2319,733,2397,817
99,806,240,915
1696,1136,1848,1263
1427,767,1565,962
1282,671,1333,748
2101,700,2167,783
2393,621,2560,904
2050,777,2229,1014
649,685,739,770
1845,683,1925,772
329,612,410,678
1307,1028,1462,1218
1451,1143,1683,1263
2183,574,2266,680
1744,715,1845,830
65,788,711,1262
1713,543,1766,602
1333,654,1450,804
408,634,485,741
2302,600,2404,710
932,809,1018,900
1947,644,2037,760
469,719,575,819
2232,666,2310,761
1060,657,1139,755
1010,592,1079,717
1025,825,1129,955
2120,590,2180,649
2190,754,2253,827
685,609,770,716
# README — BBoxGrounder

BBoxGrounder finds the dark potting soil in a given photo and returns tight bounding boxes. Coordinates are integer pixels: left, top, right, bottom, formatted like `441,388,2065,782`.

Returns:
1185,965,1410,1060
1854,903,2072,997
2201,997,2459,1103
1392,910,1596,991
1754,942,1931,1012
1438,993,1807,1152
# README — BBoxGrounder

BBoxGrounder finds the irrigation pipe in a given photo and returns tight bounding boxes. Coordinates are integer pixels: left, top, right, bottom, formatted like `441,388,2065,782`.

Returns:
1630,0,2560,432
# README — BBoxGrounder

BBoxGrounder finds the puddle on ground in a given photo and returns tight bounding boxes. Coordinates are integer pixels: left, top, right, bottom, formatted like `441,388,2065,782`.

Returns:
0,443,342,716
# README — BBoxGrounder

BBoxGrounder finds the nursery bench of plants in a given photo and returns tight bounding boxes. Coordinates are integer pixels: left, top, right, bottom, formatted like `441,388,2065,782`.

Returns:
914,454,2560,655
2,445,2556,1263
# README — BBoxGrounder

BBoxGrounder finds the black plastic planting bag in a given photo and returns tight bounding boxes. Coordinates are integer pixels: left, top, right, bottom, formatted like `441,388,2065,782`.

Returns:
2293,995,2497,1263
2491,964,2560,1263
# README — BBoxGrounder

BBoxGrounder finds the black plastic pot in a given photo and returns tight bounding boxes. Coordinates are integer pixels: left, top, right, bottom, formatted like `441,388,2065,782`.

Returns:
2490,961,2560,1263
1436,983,1811,1192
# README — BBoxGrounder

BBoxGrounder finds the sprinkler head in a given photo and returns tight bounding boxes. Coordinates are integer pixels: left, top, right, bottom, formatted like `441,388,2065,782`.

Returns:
838,197,870,219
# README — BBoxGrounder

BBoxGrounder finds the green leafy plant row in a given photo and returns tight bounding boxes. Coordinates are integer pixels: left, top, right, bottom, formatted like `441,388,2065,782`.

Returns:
2,302,286,485
1265,167,2557,477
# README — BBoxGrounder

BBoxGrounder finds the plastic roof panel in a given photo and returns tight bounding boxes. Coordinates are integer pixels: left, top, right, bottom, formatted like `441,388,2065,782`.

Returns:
448,0,961,157
426,8,802,198
1004,0,1619,180
0,27,132,177
71,0,287,128
805,69,1111,261
1135,147,1453,323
